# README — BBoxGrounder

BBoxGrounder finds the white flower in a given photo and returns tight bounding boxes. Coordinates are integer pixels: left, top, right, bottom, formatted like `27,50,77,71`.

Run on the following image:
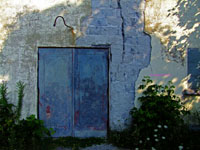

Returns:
154,134,158,137
178,145,183,150
162,136,166,140
139,140,143,144
157,125,162,128
152,147,156,150
155,138,159,142
154,129,158,132
135,148,139,150
164,125,168,129
147,137,150,141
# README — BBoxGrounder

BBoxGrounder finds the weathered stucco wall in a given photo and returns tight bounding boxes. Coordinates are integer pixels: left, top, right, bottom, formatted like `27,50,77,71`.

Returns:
0,0,91,118
144,0,200,63
0,0,151,130
77,0,151,129
1,0,199,129
136,0,200,124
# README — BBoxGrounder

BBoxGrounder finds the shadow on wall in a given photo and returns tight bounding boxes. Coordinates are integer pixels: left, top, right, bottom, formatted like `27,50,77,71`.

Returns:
0,0,152,128
145,0,200,64
136,0,200,124
0,0,90,115
166,0,200,63
167,0,200,117
76,0,152,129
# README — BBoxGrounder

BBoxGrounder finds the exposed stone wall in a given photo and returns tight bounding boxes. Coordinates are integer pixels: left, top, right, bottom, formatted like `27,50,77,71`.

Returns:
0,0,151,130
77,0,151,129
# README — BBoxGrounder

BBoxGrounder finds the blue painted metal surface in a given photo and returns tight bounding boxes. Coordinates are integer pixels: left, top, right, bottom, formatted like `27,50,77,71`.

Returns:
188,48,200,89
74,49,108,137
39,48,73,137
38,48,108,137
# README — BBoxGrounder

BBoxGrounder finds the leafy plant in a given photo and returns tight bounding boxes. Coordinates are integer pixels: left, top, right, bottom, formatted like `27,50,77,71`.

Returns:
16,81,25,121
0,82,16,148
130,76,189,133
129,76,189,149
0,81,53,150
12,115,53,150
108,76,193,150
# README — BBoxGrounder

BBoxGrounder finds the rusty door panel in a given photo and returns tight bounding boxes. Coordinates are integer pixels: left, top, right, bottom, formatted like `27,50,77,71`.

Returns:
38,48,108,137
39,48,73,137
74,49,108,137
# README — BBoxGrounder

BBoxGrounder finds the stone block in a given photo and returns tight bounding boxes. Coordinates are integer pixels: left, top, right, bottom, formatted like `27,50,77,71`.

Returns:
91,0,110,8
109,0,119,9
90,18,108,26
92,8,121,18
106,16,122,27
87,26,120,35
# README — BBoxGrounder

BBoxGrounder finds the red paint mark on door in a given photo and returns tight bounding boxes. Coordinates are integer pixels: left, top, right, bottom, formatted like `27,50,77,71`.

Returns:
39,100,43,107
46,105,51,113
59,126,67,130
74,111,79,125
46,105,51,119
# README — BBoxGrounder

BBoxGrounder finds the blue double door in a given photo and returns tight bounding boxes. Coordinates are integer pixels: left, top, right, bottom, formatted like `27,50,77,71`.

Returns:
38,48,108,137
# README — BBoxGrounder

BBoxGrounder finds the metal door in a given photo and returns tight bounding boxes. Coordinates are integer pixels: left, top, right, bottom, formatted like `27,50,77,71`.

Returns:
38,48,73,137
38,48,108,137
74,49,108,137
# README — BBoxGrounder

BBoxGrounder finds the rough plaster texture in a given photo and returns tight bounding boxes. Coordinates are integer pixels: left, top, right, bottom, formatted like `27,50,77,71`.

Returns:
135,35,186,107
1,0,199,130
0,0,92,117
77,0,151,129
135,0,200,124
144,0,200,62
0,0,151,130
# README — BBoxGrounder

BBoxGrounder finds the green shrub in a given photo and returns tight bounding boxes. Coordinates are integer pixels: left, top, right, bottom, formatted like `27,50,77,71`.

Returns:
0,82,16,148
131,76,190,149
108,76,191,150
130,76,188,134
16,81,25,122
11,115,53,150
0,82,53,150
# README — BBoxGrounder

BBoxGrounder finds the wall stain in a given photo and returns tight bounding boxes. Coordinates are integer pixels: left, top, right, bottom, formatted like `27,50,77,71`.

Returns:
70,28,76,46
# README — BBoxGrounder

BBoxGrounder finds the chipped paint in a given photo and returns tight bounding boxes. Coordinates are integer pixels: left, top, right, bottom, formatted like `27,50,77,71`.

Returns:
74,111,80,125
39,48,108,137
46,105,51,119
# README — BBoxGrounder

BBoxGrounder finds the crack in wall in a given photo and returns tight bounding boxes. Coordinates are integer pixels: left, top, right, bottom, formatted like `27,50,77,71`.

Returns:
117,0,125,62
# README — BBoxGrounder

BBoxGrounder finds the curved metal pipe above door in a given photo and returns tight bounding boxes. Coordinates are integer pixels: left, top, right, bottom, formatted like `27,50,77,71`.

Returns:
53,16,73,29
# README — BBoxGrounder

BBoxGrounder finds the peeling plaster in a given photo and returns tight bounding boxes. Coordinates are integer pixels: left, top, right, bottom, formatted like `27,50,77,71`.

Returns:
1,0,152,130
136,0,200,124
